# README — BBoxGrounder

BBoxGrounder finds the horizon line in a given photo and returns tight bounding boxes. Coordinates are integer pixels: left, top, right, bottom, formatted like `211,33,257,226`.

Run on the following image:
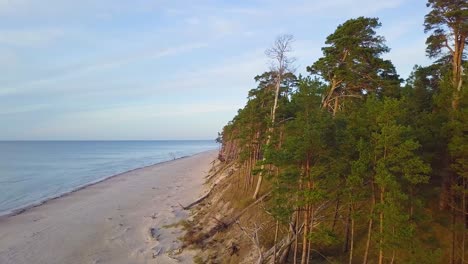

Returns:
0,139,217,142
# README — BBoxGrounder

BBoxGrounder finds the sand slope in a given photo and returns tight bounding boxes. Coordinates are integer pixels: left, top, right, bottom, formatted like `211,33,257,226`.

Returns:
0,150,217,264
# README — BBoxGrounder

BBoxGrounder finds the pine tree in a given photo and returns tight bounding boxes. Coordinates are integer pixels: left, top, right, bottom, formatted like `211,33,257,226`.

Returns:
424,0,468,110
307,17,400,115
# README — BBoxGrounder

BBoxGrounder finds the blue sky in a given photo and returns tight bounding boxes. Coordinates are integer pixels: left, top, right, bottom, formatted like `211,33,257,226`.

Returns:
0,0,432,140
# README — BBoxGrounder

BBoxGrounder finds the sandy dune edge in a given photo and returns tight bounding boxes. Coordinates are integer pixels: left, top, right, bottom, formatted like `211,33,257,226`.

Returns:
0,150,217,264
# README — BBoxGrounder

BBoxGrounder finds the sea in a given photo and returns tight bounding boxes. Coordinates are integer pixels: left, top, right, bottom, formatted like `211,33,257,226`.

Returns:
0,140,218,216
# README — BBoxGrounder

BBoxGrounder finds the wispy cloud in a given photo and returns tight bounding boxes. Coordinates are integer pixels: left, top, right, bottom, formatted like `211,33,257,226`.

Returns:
58,102,238,121
383,37,430,79
380,20,421,42
0,0,164,17
0,0,431,139
73,42,209,73
272,0,403,16
164,0,404,20
0,28,64,47
0,42,209,96
0,103,49,115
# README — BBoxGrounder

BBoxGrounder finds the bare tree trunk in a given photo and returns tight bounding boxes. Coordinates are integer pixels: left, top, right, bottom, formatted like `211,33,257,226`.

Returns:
321,49,347,114
253,69,281,199
378,188,385,264
252,144,259,187
343,205,351,253
389,227,396,264
237,222,264,264
274,220,279,264
253,34,294,199
301,205,309,264
363,217,373,264
253,169,264,199
333,97,339,116
332,198,340,232
349,207,355,264
277,216,301,264
451,33,466,110
363,178,376,264
462,176,466,264
284,213,298,263
294,210,300,264
307,206,315,264
451,203,456,264
379,143,386,264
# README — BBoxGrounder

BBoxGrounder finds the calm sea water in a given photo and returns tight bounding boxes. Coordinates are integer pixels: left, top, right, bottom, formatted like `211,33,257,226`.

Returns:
0,140,217,215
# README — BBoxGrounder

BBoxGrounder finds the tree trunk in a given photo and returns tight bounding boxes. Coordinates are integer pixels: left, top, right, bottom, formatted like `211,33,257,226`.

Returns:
253,73,282,199
378,187,385,264
343,205,351,253
301,205,309,264
363,174,376,264
333,97,339,116
462,176,466,264
276,218,300,264
301,159,312,264
274,220,279,264
307,206,315,264
349,206,355,264
363,217,373,264
451,32,466,110
332,198,340,232
451,203,456,264
253,158,266,199
294,209,300,264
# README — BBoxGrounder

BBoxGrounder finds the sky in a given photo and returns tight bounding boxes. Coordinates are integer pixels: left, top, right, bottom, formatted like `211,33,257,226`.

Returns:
0,0,433,140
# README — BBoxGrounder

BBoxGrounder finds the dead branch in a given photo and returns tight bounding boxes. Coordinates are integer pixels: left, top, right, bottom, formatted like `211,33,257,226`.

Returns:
181,162,235,210
179,189,213,210
225,191,272,226
236,221,264,264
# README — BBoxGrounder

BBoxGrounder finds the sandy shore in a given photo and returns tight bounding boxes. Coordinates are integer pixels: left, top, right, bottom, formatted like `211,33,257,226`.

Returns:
0,150,217,264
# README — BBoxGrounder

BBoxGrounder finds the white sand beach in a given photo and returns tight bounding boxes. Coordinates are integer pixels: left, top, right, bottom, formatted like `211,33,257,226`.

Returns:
0,150,217,264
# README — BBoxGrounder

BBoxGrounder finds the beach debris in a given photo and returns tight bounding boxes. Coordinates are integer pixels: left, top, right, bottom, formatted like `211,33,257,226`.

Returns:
152,247,162,258
144,213,157,219
150,227,161,240
167,248,182,261
229,242,240,256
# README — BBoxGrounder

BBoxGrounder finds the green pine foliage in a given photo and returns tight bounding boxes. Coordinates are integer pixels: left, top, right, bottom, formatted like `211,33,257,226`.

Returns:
216,4,467,263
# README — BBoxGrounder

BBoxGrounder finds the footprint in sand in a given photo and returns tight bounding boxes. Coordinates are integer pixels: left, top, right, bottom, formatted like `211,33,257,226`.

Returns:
145,213,158,220
108,225,131,242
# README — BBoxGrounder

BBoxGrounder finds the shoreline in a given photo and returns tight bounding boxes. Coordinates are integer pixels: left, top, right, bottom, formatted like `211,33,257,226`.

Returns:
0,149,218,264
0,150,214,219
